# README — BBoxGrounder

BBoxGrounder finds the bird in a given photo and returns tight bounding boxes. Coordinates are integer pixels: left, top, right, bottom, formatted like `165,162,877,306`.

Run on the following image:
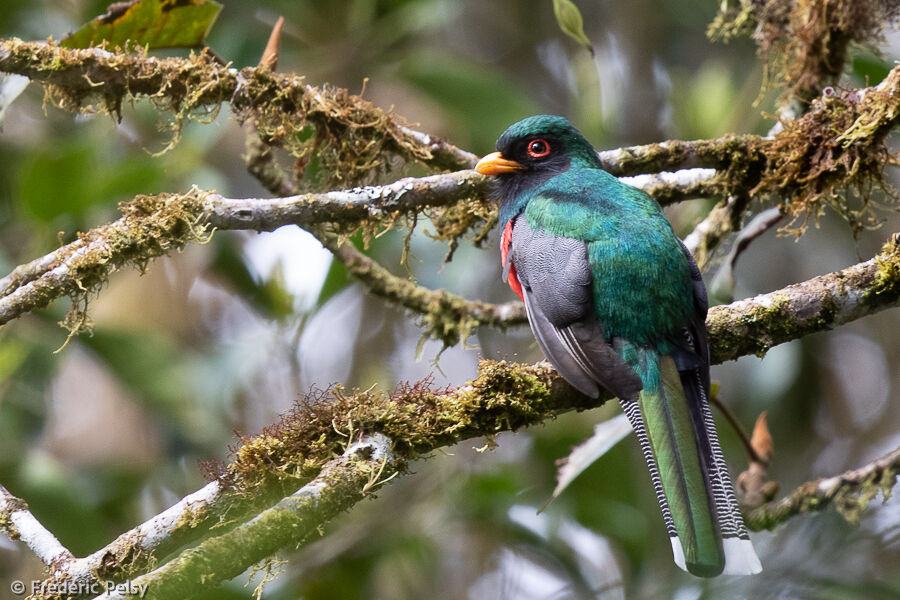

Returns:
474,115,761,577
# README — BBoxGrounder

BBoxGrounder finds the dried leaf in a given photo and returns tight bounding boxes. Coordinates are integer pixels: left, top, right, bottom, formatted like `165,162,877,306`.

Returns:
750,411,774,464
259,16,285,70
62,0,223,50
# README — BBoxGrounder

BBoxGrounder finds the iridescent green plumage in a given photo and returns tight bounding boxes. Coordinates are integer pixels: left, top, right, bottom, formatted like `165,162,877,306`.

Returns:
481,114,760,577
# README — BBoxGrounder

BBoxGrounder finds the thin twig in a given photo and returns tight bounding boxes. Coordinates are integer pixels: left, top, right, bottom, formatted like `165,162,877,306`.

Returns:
708,392,761,465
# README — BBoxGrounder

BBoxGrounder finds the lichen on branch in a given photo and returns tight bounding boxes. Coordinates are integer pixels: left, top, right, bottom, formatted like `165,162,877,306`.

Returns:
707,234,900,362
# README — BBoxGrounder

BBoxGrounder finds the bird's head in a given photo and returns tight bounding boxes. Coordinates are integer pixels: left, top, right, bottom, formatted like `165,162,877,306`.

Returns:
475,115,600,216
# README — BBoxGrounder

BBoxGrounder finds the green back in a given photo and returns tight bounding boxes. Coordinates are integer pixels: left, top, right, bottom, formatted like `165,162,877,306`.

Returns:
523,169,694,345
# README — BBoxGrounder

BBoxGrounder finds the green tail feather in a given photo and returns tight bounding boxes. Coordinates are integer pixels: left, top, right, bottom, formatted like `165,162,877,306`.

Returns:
630,346,725,577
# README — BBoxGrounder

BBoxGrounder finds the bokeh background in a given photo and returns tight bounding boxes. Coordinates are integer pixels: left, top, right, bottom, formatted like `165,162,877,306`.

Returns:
1,1,900,598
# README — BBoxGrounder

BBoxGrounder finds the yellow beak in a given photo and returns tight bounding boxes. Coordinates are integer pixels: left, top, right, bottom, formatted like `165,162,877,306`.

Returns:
474,151,526,175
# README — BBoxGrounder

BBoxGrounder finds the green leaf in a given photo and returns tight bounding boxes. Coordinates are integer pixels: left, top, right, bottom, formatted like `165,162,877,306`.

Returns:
62,0,223,50
0,338,28,383
552,0,594,56
17,141,166,222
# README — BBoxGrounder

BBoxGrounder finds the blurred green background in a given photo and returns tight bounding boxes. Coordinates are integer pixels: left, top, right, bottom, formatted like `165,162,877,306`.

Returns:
1,1,900,599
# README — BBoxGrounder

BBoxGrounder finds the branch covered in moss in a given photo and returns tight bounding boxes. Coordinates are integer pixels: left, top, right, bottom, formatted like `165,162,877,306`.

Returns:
203,171,487,232
29,361,591,596
99,435,399,600
0,166,716,330
707,234,900,363
0,37,750,180
708,0,900,101
0,39,467,181
745,444,900,531
0,189,213,327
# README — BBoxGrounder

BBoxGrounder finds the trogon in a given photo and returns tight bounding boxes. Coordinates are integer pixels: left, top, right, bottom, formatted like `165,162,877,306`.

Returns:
475,115,761,577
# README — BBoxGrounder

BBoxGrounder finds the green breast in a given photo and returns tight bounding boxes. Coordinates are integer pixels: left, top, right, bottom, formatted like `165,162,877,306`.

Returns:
524,169,694,345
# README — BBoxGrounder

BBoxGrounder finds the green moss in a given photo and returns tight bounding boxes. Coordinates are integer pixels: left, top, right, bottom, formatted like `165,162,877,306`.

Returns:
235,68,432,189
53,188,211,339
708,0,900,101
833,473,882,525
222,360,592,494
93,534,158,581
871,236,900,297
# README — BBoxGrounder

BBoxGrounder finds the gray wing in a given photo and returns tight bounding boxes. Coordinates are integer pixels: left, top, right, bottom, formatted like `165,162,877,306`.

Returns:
507,216,642,401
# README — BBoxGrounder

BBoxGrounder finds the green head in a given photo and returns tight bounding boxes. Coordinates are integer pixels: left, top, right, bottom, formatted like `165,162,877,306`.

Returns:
475,115,602,223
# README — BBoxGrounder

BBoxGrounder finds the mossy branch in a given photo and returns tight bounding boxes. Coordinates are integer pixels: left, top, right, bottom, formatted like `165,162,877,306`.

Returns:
0,38,473,181
101,435,399,600
745,444,900,531
708,0,900,102
707,233,900,363
0,167,715,332
11,232,896,595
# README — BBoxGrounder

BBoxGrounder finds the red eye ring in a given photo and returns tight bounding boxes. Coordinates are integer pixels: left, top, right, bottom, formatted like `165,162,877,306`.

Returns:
527,138,551,158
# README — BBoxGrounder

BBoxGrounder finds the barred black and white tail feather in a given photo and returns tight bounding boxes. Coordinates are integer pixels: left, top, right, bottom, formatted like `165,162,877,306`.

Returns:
618,397,679,539
692,370,762,575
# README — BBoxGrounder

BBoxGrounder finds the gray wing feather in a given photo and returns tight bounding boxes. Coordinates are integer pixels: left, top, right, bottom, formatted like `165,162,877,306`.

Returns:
509,217,642,401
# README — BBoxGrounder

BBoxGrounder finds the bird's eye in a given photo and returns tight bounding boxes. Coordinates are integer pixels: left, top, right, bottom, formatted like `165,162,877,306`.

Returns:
527,139,551,158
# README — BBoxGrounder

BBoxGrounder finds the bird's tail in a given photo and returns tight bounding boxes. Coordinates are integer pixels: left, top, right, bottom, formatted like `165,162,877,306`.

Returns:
618,344,761,577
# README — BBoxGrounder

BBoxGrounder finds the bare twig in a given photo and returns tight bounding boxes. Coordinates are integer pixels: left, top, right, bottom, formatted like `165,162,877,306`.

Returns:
708,392,761,465
683,194,752,269
730,207,784,269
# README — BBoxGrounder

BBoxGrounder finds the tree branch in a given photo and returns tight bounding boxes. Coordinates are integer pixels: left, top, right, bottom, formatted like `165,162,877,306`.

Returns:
707,234,900,363
0,164,714,331
97,434,399,600
683,193,753,269
0,484,73,567
745,445,900,531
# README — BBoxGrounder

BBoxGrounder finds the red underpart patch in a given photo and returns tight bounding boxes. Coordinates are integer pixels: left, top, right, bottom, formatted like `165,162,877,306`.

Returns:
501,220,524,301
507,263,523,301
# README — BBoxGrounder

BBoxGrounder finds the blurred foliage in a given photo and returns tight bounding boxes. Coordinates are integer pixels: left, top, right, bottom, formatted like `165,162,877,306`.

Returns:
1,1,900,599
62,0,222,50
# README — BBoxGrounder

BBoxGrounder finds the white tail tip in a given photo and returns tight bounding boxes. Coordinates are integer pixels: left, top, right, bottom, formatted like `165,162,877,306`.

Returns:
722,537,762,575
670,536,687,571
670,536,762,576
